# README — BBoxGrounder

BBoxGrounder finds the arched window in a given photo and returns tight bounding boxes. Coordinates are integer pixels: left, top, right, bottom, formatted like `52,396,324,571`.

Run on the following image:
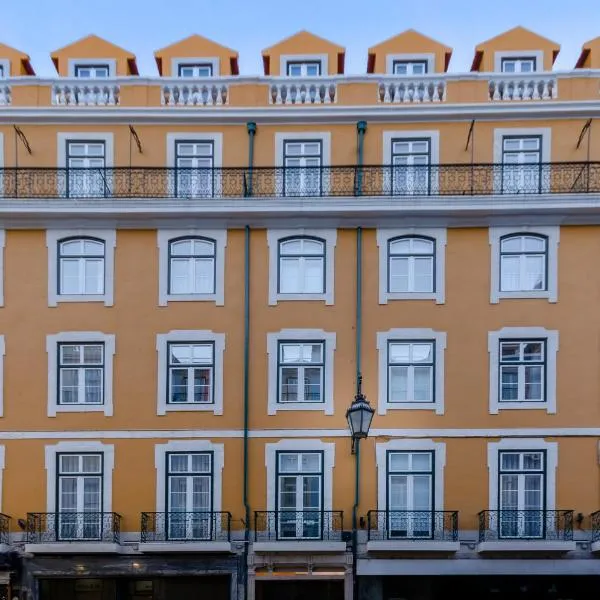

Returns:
58,238,105,295
168,237,216,295
278,237,325,294
500,234,547,292
388,237,435,293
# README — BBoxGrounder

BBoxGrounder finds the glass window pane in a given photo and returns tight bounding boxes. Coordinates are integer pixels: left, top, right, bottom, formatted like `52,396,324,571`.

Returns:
501,343,521,361
523,342,543,361
389,239,411,254
500,236,522,252
523,453,543,470
411,239,433,254
389,343,410,364
411,453,432,471
279,454,300,472
412,344,433,363
169,454,189,472
280,257,300,293
500,366,519,400
60,455,81,473
523,236,545,251
389,366,408,401
191,453,211,473
301,454,321,472
82,455,101,473
389,453,409,471
413,366,432,401
500,453,521,471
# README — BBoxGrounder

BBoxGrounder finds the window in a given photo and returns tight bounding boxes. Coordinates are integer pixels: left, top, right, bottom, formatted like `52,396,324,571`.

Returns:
66,141,108,198
157,230,226,306
74,65,110,78
377,329,446,415
276,451,323,539
267,229,336,305
267,329,336,415
0,65,4,78
166,452,213,540
489,226,558,303
278,237,325,295
282,140,322,197
167,342,214,405
156,330,225,415
178,64,213,77
168,237,216,296
500,136,542,194
498,450,546,538
58,238,105,296
286,61,322,77
488,327,558,414
501,57,536,73
58,343,104,406
393,60,428,75
388,236,434,294
57,453,104,540
390,138,431,195
278,341,324,404
174,141,215,198
387,451,434,538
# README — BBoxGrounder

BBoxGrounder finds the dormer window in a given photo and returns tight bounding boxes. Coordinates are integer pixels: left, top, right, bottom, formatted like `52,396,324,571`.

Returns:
178,63,213,77
393,60,428,75
74,64,110,78
501,57,536,73
0,65,4,78
286,61,321,77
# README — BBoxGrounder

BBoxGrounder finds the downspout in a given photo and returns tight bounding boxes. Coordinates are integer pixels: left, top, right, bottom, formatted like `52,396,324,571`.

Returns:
355,121,367,196
246,122,257,197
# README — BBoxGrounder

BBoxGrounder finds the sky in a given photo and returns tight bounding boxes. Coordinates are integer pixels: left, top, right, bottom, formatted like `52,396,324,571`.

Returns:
1,0,599,76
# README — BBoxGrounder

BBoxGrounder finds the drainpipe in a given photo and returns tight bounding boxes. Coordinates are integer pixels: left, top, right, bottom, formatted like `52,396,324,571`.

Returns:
246,122,257,197
355,121,367,196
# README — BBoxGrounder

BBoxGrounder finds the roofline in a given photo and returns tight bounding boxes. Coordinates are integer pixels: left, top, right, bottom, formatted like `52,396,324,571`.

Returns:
576,48,590,69
471,50,483,72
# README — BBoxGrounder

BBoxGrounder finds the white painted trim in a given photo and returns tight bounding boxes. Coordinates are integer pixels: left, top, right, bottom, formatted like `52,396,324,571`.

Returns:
488,327,559,414
46,332,116,417
25,542,123,554
46,228,116,307
253,541,346,552
0,230,6,308
386,54,435,75
376,328,447,415
157,229,227,306
478,540,575,553
266,329,336,415
139,541,232,553
494,51,544,73
0,336,6,419
0,133,4,212
267,228,337,305
0,446,5,512
57,132,114,168
376,439,446,511
44,441,115,512
172,57,220,77
156,330,225,415
265,439,335,512
489,226,559,303
376,227,446,304
154,440,224,514
280,54,329,76
0,61,9,78
367,541,459,552
487,438,558,511
68,59,118,78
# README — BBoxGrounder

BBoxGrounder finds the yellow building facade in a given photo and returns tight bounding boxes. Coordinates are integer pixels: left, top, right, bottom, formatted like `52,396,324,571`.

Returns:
0,25,599,600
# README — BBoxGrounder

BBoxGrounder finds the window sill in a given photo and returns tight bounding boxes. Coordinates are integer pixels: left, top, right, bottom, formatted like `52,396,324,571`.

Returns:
383,402,443,414
273,402,331,413
162,294,219,303
52,294,110,304
160,403,219,413
382,292,442,303
494,291,554,302
51,404,111,416
493,401,553,413
272,293,330,304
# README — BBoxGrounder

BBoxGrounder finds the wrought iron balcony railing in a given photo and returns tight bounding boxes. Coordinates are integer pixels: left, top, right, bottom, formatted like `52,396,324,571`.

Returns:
0,514,9,545
140,511,232,543
26,512,122,544
254,510,344,542
367,510,458,541
478,510,574,542
591,510,600,542
0,163,599,199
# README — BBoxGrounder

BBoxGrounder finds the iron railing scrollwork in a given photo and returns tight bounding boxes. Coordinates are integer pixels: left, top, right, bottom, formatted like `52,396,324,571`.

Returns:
0,514,9,545
140,511,232,542
367,510,458,541
26,512,121,544
478,509,573,542
591,510,600,542
254,510,343,541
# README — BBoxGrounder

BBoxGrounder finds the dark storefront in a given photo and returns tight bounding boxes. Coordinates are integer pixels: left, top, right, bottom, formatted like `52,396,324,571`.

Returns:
255,580,344,600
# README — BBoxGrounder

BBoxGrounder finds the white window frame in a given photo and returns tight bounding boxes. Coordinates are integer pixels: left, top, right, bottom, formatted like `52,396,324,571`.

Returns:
0,229,6,307
494,51,544,73
280,54,328,76
0,446,5,512
377,328,446,415
386,53,435,75
0,60,9,78
46,229,116,307
376,439,445,511
68,59,117,77
156,330,225,416
266,439,334,512
267,329,336,415
157,229,227,306
46,332,115,417
172,57,219,77
489,226,559,303
267,229,336,305
45,441,114,512
377,228,446,304
155,440,224,514
487,438,557,512
488,327,558,414
0,336,5,418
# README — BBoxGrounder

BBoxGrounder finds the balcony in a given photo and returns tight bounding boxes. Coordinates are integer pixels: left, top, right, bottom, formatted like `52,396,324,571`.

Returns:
478,510,575,553
0,514,9,551
366,510,459,552
253,510,346,552
268,79,337,105
52,80,120,106
488,73,558,101
161,80,229,106
0,84,10,106
590,510,600,553
378,77,447,103
139,511,232,553
25,512,123,554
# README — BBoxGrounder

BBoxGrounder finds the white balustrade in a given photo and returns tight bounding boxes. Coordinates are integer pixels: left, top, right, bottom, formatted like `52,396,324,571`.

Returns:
161,82,229,106
268,80,337,105
52,83,120,106
488,75,557,101
0,85,10,106
378,78,447,103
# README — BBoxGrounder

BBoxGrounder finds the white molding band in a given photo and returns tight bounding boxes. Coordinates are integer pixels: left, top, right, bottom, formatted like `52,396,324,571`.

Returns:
488,327,559,414
377,328,447,415
266,228,337,305
265,439,335,512
45,440,115,512
376,439,446,511
172,57,220,77
46,229,117,307
0,446,5,512
154,440,224,513
0,230,6,307
280,54,329,76
67,59,117,77
0,336,4,418
157,229,227,306
156,330,225,416
487,438,558,511
46,332,116,417
494,51,545,73
266,329,336,415
376,227,446,304
489,226,559,303
385,53,435,74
